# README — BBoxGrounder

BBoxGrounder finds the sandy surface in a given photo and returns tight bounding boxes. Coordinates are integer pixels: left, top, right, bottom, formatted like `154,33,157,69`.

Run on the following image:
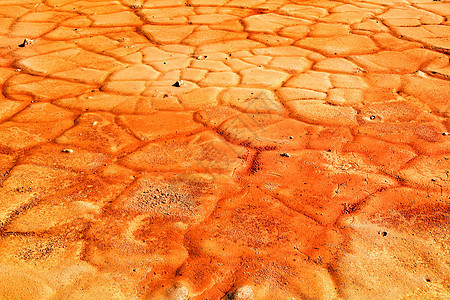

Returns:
0,0,449,299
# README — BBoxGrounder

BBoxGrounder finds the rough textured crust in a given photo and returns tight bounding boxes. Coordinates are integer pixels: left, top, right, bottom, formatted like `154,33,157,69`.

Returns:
0,0,449,299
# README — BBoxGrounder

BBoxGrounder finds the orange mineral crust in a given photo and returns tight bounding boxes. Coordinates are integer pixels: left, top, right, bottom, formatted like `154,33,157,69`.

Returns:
0,0,449,299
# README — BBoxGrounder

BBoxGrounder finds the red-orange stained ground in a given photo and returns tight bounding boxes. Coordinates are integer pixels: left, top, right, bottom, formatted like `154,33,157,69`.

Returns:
0,0,449,299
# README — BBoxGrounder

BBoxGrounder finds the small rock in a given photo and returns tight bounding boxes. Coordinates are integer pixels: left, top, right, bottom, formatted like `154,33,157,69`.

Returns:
61,149,73,153
172,80,183,87
280,153,290,157
18,39,33,48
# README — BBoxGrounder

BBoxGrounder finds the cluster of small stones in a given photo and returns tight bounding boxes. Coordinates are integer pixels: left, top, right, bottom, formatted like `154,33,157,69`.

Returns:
0,0,449,299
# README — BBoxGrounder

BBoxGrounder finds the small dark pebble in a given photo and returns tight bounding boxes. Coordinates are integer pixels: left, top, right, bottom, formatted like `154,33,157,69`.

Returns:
369,115,376,120
18,39,32,47
172,80,183,87
280,153,290,157
379,231,388,237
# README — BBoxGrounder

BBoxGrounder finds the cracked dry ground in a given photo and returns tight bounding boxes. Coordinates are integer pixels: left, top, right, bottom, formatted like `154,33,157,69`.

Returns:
0,0,449,299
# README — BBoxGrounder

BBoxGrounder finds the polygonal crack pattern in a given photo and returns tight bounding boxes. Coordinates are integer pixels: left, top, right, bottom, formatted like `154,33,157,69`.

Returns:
0,0,449,299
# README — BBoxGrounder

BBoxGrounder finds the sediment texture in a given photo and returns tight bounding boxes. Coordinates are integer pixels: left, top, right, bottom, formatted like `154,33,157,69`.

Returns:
0,0,449,299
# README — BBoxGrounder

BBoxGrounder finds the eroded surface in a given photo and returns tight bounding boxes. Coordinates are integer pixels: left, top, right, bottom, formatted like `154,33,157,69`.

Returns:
0,0,449,299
